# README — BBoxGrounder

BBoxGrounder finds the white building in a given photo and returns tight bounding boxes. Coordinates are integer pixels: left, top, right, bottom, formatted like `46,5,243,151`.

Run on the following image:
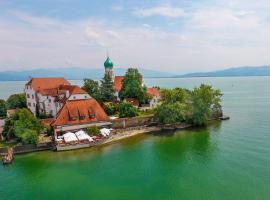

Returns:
25,78,91,117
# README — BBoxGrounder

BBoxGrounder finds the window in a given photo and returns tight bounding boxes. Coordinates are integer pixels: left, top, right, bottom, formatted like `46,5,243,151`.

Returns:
33,103,35,107
27,94,30,98
49,99,51,103
73,96,76,100
50,110,53,115
32,94,34,99
28,102,31,107
85,95,87,99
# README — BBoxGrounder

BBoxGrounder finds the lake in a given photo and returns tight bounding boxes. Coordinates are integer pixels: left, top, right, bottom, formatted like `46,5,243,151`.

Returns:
1,77,270,200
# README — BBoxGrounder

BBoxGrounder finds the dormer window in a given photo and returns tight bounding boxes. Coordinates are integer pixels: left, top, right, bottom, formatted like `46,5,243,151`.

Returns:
88,108,95,119
73,96,76,100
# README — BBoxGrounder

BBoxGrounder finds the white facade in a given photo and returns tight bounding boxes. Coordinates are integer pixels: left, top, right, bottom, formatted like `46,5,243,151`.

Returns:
25,83,90,117
25,85,37,115
149,96,160,108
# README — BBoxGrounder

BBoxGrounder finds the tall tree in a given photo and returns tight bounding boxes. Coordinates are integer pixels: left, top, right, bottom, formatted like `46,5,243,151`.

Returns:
6,93,26,109
119,68,146,104
82,79,102,103
0,99,7,118
190,84,222,126
100,73,114,102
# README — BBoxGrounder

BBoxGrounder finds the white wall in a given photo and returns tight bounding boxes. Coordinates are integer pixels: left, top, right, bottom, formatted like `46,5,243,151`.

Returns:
25,85,37,115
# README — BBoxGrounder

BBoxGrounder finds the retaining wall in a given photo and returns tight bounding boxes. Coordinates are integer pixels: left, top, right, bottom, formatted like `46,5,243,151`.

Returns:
110,115,154,129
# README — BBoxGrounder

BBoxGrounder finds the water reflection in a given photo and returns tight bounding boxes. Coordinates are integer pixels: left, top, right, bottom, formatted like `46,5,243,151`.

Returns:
149,122,221,163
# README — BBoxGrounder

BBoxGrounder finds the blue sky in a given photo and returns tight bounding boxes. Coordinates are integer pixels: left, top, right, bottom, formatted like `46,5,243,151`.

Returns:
0,0,270,73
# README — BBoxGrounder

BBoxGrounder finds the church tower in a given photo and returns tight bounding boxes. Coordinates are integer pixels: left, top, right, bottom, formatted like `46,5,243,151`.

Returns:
104,55,114,78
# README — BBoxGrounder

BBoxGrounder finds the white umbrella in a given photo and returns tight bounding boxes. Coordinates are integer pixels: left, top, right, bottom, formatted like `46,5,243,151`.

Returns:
100,128,111,136
63,132,78,142
75,130,94,142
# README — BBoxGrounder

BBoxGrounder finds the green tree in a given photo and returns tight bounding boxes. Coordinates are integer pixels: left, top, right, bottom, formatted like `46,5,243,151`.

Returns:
19,129,39,144
82,79,102,103
190,84,222,126
0,99,7,118
6,93,26,109
160,88,190,104
2,108,43,143
118,102,138,118
2,117,16,140
100,73,114,102
154,102,187,124
119,68,147,104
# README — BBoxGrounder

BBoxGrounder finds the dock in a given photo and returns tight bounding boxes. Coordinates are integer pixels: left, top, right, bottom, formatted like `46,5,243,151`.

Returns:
219,116,230,120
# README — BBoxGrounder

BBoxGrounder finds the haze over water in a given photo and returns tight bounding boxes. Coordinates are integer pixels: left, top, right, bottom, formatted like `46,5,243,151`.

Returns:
1,77,270,200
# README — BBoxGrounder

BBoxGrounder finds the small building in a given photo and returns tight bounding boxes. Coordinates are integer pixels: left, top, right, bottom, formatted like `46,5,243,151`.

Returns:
52,98,110,139
147,87,161,108
113,76,124,101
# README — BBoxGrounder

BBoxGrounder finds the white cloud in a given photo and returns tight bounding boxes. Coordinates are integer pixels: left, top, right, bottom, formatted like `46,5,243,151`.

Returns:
133,5,186,18
1,1,270,73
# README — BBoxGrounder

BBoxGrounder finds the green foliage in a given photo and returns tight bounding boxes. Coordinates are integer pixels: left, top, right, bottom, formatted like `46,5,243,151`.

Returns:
0,99,7,117
104,102,118,116
119,68,147,104
154,84,222,126
85,126,100,136
6,93,26,109
3,108,43,143
2,117,16,140
190,84,222,126
160,88,190,104
20,129,39,144
100,73,114,102
154,102,187,124
82,79,102,103
118,102,138,118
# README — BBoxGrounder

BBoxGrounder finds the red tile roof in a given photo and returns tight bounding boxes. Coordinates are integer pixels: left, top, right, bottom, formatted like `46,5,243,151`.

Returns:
38,85,86,97
53,98,108,126
59,85,87,95
114,76,124,91
27,77,70,91
147,87,160,97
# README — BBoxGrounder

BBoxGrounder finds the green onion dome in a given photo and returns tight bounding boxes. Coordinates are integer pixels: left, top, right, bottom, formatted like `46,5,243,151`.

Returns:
104,57,113,68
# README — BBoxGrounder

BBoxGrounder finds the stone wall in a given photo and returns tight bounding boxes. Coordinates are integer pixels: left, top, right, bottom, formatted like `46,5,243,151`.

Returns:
110,115,154,129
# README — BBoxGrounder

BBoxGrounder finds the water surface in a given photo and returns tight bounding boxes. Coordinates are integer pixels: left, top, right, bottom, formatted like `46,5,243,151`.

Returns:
1,77,270,200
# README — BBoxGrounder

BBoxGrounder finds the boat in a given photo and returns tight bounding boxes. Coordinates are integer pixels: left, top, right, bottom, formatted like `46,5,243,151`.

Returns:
2,148,14,165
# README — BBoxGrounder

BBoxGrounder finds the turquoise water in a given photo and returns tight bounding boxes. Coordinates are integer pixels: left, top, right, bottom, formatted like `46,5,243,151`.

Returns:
1,77,270,200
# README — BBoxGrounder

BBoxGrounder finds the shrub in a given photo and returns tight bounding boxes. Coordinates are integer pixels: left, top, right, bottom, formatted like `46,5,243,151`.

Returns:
118,102,138,118
20,129,39,144
104,103,118,116
85,126,100,136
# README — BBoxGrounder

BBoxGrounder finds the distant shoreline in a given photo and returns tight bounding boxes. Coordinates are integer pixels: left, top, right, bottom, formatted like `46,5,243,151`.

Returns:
1,75,270,82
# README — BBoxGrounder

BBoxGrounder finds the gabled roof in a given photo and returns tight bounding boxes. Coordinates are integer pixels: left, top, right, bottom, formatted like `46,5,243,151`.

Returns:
114,76,124,91
59,85,87,95
26,77,70,91
53,98,108,126
147,87,160,97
